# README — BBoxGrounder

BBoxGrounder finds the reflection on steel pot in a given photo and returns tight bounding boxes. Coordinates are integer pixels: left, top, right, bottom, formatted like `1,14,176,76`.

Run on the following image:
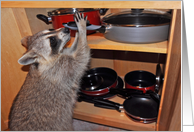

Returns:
64,9,171,43
37,8,108,36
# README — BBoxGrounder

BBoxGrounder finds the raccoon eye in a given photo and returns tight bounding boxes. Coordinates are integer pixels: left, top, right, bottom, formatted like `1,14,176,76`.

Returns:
49,37,57,47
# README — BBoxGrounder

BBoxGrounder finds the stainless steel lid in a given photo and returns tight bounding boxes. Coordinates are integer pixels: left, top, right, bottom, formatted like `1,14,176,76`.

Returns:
102,9,171,27
48,8,99,16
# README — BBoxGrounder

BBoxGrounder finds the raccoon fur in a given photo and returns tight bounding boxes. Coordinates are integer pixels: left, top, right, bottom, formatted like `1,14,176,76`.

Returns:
9,12,90,131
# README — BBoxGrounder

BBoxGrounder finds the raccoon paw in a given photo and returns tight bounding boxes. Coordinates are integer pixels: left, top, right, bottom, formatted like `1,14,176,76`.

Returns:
74,11,88,31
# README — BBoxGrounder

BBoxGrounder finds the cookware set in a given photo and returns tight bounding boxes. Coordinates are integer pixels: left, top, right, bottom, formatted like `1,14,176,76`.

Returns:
80,64,162,96
79,64,163,124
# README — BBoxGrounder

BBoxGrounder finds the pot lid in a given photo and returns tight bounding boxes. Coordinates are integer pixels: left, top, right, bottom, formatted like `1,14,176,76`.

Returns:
48,8,98,16
155,63,163,93
102,9,171,27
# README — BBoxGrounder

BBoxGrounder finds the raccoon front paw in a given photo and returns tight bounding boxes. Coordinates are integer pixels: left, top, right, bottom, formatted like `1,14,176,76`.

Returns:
74,12,88,31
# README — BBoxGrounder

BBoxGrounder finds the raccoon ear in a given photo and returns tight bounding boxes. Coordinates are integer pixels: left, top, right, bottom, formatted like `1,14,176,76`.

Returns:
18,51,37,65
21,36,31,48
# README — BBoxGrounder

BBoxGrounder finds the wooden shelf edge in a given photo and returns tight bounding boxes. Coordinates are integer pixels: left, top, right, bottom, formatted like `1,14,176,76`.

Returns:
88,43,167,54
73,113,155,131
67,33,167,54
73,102,156,131
1,1,181,9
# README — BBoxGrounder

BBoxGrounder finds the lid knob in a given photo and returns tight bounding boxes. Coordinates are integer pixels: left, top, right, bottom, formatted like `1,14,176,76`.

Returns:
131,9,144,14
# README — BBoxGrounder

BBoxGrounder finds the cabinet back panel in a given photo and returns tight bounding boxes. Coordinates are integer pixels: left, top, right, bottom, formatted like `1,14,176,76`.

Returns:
90,49,166,77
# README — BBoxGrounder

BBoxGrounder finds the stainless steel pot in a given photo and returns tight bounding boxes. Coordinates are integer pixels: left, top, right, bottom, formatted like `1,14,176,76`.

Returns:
64,9,171,44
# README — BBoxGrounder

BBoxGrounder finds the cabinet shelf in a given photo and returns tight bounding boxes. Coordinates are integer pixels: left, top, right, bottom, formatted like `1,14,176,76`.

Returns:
1,1,181,9
69,33,167,53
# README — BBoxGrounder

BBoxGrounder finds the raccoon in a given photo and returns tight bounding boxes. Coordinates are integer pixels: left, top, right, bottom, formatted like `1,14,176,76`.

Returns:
9,12,90,131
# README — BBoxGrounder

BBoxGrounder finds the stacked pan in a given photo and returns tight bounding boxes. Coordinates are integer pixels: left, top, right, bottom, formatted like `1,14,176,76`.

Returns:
79,65,163,124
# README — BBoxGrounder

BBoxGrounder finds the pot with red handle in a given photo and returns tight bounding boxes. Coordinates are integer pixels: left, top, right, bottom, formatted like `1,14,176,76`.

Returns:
36,8,108,36
124,63,163,93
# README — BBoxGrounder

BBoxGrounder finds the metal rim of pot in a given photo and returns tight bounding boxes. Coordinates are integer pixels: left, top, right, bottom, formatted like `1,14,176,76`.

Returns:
101,9,171,27
48,8,108,16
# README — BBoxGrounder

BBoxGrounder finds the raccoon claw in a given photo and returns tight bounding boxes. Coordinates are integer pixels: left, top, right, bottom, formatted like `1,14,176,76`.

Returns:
74,12,87,31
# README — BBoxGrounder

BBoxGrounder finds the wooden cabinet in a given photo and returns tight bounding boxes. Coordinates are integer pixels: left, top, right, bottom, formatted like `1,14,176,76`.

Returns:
1,1,181,131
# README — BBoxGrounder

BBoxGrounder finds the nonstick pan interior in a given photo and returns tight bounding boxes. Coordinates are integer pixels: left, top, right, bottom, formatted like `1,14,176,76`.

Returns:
123,96,159,119
125,70,156,88
81,67,117,91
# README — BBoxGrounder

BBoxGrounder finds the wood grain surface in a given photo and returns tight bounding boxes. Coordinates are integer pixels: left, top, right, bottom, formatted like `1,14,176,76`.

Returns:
1,1,181,9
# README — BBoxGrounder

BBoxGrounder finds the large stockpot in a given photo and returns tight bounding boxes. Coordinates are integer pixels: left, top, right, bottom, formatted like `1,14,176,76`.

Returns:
64,9,171,43
37,8,108,36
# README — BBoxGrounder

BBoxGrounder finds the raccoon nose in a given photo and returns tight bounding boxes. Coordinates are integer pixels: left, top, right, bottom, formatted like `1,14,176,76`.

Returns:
63,27,70,33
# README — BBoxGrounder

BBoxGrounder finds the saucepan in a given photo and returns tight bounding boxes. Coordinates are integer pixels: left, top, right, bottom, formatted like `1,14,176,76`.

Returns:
124,63,162,93
81,67,145,96
63,9,171,43
81,64,162,96
124,63,163,93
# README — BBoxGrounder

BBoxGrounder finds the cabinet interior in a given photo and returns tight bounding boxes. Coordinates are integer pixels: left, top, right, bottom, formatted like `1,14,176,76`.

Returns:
1,3,181,131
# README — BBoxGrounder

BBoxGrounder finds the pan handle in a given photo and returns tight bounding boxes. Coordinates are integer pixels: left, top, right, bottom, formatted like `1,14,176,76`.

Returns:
36,14,52,25
94,103,120,111
93,98,121,108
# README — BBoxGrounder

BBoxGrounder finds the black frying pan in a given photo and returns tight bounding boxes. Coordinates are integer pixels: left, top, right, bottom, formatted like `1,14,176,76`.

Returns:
89,90,160,122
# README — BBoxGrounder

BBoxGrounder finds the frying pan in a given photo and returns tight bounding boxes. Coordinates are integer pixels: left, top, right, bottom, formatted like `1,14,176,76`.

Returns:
80,67,118,96
78,76,124,102
90,90,160,122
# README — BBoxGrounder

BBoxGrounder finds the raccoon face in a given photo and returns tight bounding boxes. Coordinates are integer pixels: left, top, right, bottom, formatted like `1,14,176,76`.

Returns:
18,27,70,66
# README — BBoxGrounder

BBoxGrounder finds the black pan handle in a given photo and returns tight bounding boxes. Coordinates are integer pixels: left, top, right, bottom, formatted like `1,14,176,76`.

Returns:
94,103,117,110
78,96,94,104
93,98,121,108
36,14,51,25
